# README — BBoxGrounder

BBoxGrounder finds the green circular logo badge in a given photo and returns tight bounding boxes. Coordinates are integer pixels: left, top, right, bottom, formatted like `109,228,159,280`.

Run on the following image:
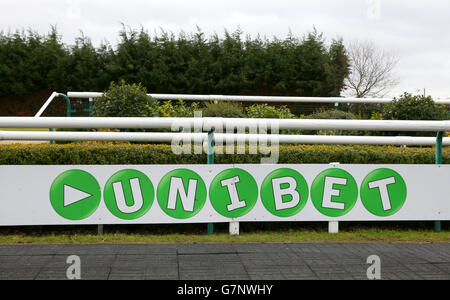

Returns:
50,169,101,221
261,168,309,217
311,168,358,217
209,168,258,218
360,168,407,217
157,169,207,219
104,169,154,220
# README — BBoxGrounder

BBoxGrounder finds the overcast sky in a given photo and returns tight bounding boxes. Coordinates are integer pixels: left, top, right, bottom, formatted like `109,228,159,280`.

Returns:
1,0,449,98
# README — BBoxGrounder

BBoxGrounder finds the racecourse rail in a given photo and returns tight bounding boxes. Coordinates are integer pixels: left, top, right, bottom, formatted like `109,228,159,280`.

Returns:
1,117,450,131
1,130,450,146
2,95,449,234
1,117,450,147
67,91,450,105
0,117,450,234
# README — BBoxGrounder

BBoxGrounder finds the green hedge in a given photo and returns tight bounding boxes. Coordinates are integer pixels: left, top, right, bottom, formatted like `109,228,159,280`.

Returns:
0,144,448,165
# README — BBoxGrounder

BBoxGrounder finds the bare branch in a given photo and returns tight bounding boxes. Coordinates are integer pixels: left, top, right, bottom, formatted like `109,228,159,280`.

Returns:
343,40,400,98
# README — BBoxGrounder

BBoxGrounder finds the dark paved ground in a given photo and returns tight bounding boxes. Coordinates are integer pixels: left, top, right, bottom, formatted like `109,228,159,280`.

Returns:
0,243,448,280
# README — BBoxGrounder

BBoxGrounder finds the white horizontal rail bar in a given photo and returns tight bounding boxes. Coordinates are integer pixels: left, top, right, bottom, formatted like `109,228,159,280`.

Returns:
34,92,58,117
0,117,450,132
1,131,448,146
67,91,450,105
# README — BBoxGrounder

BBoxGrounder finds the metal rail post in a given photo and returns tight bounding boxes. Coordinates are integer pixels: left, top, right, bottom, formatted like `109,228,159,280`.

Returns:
57,93,74,117
207,129,215,235
435,131,443,232
47,94,74,144
83,97,93,117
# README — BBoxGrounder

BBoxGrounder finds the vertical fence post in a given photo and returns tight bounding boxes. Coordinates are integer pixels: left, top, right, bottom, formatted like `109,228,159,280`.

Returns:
435,131,443,233
207,129,215,235
83,97,94,117
88,97,93,117
49,128,54,144
97,224,104,236
50,94,73,144
58,94,73,117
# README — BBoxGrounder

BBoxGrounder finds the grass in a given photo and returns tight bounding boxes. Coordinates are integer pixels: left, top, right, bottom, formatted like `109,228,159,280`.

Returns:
0,229,449,245
0,128,50,131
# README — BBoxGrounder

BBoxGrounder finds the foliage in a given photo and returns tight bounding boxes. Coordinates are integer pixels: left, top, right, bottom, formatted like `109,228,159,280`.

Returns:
155,100,201,117
382,93,449,136
304,108,361,136
383,93,448,121
92,81,156,117
308,108,356,120
202,101,245,118
245,104,295,119
0,27,66,96
54,128,130,145
370,111,383,120
0,26,350,116
0,144,448,165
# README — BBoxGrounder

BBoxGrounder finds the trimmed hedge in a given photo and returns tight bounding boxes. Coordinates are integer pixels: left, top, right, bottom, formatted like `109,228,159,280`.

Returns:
0,144,448,165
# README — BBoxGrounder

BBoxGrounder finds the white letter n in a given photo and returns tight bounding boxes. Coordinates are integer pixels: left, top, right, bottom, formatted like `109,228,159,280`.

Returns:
167,177,198,212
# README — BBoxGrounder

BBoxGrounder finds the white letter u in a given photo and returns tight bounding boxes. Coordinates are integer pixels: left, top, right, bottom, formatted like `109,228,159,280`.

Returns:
112,178,144,213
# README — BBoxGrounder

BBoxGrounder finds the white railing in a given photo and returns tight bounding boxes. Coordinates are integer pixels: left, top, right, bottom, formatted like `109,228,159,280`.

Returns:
0,117,450,132
1,130,449,146
1,117,450,131
0,117,449,146
35,92,59,117
67,91,450,105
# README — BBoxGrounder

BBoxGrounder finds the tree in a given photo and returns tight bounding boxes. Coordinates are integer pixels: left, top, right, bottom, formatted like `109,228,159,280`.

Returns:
344,40,399,98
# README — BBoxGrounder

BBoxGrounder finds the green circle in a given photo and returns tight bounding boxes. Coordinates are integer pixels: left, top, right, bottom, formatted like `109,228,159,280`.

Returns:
209,168,258,218
157,169,207,219
360,168,407,217
50,169,101,221
104,169,154,220
311,168,358,217
260,168,309,217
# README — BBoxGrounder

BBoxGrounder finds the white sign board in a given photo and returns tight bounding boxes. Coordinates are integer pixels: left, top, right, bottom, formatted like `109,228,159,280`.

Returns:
0,164,449,226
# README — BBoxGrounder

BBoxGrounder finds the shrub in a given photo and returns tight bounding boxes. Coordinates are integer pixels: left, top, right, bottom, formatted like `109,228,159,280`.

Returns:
304,108,361,136
246,104,295,119
0,144,447,165
308,108,357,120
382,93,448,136
156,100,201,117
370,112,383,120
348,103,383,118
245,104,301,135
202,101,245,118
383,93,448,121
92,81,157,117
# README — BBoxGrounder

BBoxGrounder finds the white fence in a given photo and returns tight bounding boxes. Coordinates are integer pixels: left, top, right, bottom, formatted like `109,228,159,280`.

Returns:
1,117,448,234
67,91,450,105
1,130,449,146
1,117,450,146
2,117,450,131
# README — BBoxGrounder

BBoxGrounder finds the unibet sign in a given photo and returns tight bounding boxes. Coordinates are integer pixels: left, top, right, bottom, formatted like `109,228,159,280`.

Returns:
49,166,408,222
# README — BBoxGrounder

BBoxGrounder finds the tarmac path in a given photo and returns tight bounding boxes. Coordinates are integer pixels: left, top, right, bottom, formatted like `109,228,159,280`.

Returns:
0,242,448,280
